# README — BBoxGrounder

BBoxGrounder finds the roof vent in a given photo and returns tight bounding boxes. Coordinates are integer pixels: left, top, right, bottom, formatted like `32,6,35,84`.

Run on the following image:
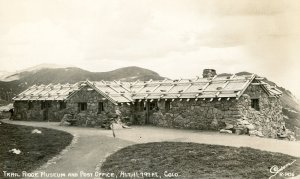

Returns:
203,69,217,78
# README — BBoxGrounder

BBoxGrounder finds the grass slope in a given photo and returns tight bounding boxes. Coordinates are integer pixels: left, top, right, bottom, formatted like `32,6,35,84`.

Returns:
0,123,73,179
101,142,300,179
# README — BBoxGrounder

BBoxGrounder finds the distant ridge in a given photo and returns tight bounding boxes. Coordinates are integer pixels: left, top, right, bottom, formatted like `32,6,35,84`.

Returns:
0,65,299,129
0,65,165,102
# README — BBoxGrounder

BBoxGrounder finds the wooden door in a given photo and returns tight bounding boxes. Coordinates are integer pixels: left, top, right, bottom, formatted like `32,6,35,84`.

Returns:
42,101,50,121
145,101,157,124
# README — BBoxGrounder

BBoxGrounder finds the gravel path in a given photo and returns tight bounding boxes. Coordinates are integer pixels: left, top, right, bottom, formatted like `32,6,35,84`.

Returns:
2,119,300,179
2,119,133,179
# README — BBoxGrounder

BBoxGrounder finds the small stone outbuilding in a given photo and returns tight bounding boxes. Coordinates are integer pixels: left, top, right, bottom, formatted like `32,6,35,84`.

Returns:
13,69,284,138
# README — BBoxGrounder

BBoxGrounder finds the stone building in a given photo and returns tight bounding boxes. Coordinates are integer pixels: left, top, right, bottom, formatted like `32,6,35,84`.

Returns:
13,69,283,137
13,81,133,127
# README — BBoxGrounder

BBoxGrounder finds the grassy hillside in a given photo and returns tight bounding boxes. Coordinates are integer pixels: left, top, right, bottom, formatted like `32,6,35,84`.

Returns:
20,66,164,84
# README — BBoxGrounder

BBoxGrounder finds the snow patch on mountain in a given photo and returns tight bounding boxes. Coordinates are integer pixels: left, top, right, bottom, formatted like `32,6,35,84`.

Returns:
0,63,73,81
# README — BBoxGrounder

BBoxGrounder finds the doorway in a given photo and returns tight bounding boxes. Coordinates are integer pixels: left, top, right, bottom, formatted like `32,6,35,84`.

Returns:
145,101,157,124
41,101,51,121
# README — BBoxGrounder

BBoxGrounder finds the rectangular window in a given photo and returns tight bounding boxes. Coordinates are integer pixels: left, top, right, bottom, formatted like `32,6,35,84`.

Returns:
135,102,144,111
251,98,260,111
41,101,51,110
149,101,157,110
59,101,67,110
141,102,145,111
28,102,34,110
78,102,87,112
98,102,104,113
165,101,171,112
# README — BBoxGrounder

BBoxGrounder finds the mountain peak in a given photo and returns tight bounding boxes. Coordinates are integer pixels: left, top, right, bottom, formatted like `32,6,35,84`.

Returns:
0,63,75,81
20,63,73,72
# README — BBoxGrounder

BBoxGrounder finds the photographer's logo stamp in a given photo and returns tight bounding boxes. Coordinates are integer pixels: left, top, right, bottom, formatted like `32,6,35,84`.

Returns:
269,160,296,179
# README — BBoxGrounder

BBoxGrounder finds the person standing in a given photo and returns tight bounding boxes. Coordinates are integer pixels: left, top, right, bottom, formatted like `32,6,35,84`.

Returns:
9,108,14,120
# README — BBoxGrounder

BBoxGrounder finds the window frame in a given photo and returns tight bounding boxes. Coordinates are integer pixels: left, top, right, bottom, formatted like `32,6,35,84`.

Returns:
251,98,260,111
28,101,34,110
41,101,51,110
59,101,67,110
98,102,104,113
165,101,171,112
149,101,158,111
78,102,87,112
135,102,145,111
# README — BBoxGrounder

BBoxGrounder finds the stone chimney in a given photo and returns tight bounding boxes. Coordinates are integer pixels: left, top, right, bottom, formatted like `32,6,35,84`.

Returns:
203,69,217,78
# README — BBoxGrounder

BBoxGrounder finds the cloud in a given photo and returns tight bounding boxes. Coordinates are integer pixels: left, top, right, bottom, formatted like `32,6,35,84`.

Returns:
0,19,84,70
209,0,291,16
0,0,300,97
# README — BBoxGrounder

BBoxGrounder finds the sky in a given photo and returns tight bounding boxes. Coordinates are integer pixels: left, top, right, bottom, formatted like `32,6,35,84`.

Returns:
0,0,300,98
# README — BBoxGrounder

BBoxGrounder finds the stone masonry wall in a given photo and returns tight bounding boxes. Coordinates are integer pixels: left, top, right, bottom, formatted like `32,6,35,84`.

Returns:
13,86,133,125
13,101,68,121
66,86,133,127
146,99,241,130
13,83,283,137
238,85,284,138
140,84,283,138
